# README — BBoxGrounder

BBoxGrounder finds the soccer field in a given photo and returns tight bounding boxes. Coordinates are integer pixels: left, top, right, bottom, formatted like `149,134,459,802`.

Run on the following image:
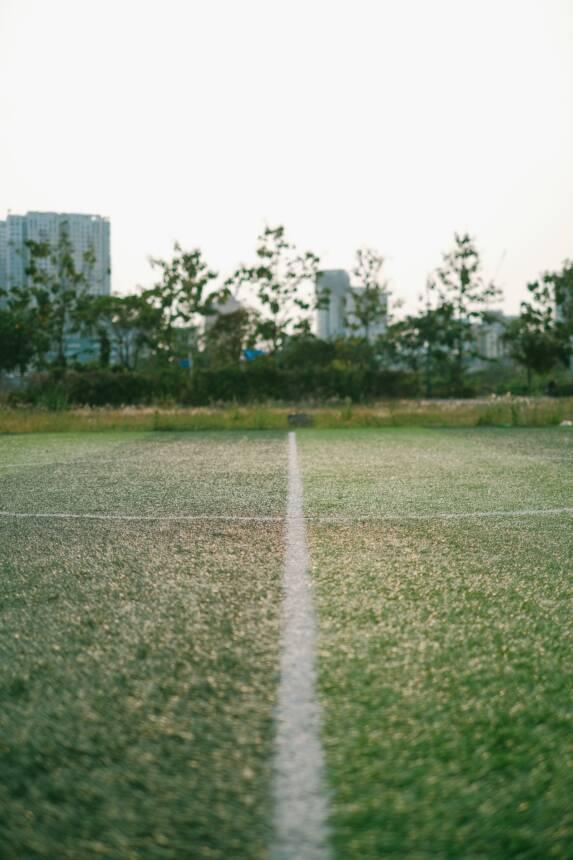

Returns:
1,428,572,859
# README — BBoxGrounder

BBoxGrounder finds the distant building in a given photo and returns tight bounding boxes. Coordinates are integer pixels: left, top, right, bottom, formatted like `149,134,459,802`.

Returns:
555,278,573,334
0,211,111,362
0,211,111,296
316,270,350,339
472,311,516,366
316,269,388,341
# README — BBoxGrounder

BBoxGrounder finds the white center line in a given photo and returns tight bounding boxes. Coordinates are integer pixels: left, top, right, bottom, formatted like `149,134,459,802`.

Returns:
0,511,281,522
0,508,572,523
0,460,124,468
312,507,573,522
272,432,330,860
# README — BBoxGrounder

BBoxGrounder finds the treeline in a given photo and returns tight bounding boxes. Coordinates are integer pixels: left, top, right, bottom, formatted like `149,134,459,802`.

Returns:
1,225,572,405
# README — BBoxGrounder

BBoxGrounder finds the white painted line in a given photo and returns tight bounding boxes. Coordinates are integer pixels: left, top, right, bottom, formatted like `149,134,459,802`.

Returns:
311,507,573,523
1,507,572,524
272,432,330,860
0,459,139,469
0,463,53,468
0,511,282,522
0,462,85,468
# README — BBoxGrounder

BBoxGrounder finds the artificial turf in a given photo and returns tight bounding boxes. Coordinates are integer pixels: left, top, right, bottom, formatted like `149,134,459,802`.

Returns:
299,428,573,859
0,432,287,859
2,428,572,859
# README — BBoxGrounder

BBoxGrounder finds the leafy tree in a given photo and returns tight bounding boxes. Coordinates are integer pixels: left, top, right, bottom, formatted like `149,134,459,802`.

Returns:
234,226,320,353
386,286,456,397
75,294,113,366
115,295,165,369
279,333,336,369
21,226,96,367
77,294,163,369
204,307,257,367
542,260,573,365
432,232,501,389
504,280,563,392
146,244,225,360
0,304,36,373
332,336,378,369
348,248,388,340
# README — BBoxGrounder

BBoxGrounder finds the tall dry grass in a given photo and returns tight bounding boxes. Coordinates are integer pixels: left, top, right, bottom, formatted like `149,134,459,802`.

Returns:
1,397,572,433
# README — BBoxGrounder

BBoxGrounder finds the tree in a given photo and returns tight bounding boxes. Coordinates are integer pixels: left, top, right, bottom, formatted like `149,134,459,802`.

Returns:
77,293,163,369
75,294,113,366
279,333,336,369
203,307,258,367
146,244,225,360
0,304,36,373
543,260,573,366
387,285,456,397
433,232,501,390
234,226,320,354
504,280,563,392
348,247,388,340
19,226,96,367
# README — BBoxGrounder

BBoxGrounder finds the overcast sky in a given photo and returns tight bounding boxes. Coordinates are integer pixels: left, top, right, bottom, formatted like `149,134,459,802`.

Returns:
1,0,572,314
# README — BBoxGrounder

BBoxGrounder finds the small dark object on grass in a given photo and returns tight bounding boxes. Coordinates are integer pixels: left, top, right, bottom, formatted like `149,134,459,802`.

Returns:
288,412,313,427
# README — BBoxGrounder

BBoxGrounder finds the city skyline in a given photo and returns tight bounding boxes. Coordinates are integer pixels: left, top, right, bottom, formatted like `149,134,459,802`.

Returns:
1,0,572,314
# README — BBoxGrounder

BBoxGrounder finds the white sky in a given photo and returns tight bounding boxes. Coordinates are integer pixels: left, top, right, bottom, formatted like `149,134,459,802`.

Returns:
1,0,572,314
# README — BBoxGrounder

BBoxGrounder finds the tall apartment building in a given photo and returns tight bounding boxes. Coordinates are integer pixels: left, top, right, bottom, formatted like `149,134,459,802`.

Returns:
0,211,111,296
316,269,388,341
0,211,111,362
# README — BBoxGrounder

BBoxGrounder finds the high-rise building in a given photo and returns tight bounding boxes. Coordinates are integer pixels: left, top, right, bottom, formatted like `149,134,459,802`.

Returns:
0,211,111,296
0,211,111,362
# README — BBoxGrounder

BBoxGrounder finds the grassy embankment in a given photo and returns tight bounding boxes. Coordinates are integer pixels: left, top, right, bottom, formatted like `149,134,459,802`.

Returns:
1,396,572,433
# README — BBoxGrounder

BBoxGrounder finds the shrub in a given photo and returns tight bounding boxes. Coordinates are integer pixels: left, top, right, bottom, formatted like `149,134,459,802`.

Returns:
20,368,188,407
183,362,418,405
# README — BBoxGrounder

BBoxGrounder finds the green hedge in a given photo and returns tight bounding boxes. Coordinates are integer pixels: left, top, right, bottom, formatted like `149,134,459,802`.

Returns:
184,364,419,404
22,369,183,407
16,364,419,406
12,365,573,407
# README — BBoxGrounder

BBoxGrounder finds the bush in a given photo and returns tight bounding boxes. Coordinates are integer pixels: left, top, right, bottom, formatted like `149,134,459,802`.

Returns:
550,380,573,397
183,361,418,405
20,368,187,407
22,361,569,407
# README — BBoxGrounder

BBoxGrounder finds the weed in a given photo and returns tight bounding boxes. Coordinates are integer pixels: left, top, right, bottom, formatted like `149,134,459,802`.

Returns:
2,398,573,433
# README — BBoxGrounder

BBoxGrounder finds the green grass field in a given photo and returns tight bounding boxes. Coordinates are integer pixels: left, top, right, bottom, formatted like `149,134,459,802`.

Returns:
1,428,572,858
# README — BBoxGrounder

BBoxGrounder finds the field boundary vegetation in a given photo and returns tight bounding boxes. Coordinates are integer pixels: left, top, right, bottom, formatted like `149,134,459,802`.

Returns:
1,396,572,433
2,225,573,409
